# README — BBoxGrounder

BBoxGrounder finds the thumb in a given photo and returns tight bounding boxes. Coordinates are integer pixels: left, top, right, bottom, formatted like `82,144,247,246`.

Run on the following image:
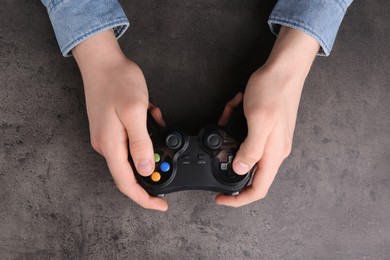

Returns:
118,104,155,177
232,113,272,175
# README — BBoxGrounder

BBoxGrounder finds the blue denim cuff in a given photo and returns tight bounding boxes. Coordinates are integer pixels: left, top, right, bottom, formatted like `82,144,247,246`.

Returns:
42,0,129,57
268,0,352,56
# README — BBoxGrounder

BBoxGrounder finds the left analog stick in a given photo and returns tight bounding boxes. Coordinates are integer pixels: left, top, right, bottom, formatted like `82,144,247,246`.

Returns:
165,132,183,150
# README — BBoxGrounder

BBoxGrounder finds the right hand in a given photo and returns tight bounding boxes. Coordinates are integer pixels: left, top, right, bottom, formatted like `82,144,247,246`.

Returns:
216,26,319,207
73,30,168,211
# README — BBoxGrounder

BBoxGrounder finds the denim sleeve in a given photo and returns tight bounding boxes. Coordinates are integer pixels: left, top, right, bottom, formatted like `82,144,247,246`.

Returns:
41,0,129,57
268,0,353,56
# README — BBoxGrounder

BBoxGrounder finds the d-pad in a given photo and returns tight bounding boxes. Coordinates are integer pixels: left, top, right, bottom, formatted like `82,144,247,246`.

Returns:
220,155,236,178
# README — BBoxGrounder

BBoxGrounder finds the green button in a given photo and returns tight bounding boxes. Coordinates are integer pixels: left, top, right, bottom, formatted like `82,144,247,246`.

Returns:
154,153,161,163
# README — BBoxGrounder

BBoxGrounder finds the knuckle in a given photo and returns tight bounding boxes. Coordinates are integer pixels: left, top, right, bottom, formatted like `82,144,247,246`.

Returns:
281,138,293,159
149,106,159,115
130,99,147,111
140,203,153,210
269,138,292,161
90,139,100,152
90,135,108,154
129,138,151,154
223,105,233,115
245,105,275,121
121,101,147,119
283,145,292,159
240,143,262,163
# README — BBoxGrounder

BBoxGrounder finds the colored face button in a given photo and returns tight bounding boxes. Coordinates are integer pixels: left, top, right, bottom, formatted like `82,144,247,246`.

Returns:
154,153,161,163
151,172,161,182
160,162,170,172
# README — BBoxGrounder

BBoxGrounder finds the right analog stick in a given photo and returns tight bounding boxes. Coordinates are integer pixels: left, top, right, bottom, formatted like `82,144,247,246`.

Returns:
165,132,183,150
205,132,222,150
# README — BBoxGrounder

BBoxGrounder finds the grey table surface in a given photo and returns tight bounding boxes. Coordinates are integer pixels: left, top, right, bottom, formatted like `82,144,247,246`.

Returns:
1,1,389,259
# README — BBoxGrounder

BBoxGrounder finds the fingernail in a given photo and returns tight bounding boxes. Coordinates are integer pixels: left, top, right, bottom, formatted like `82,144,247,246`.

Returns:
234,161,249,174
138,160,152,174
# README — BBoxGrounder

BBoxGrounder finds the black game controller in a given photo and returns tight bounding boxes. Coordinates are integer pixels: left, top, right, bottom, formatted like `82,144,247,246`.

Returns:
129,109,254,197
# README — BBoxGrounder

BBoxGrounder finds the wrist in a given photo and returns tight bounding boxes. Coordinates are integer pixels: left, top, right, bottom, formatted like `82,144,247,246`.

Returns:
73,29,128,83
264,26,320,82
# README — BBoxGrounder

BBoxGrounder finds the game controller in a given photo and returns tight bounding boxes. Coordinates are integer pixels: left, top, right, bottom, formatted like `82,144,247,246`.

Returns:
129,109,254,197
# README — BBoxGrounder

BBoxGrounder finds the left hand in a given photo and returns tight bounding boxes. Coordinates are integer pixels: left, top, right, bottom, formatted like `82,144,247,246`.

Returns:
216,26,320,207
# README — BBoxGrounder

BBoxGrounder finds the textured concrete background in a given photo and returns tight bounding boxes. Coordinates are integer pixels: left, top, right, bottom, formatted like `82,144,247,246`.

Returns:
1,1,389,259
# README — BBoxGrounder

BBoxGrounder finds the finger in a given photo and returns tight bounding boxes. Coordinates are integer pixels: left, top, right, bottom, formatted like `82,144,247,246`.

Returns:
218,92,243,126
117,103,154,177
105,138,168,211
232,111,275,175
149,105,166,127
215,152,281,207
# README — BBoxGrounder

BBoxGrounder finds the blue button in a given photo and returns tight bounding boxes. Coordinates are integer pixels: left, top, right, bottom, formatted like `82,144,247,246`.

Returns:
160,162,170,172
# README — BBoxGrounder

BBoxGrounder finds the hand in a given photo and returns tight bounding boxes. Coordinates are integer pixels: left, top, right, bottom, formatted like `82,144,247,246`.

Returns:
216,26,320,207
73,30,168,211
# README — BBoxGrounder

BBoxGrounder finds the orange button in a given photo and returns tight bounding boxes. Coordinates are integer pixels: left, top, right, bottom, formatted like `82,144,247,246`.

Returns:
151,172,161,182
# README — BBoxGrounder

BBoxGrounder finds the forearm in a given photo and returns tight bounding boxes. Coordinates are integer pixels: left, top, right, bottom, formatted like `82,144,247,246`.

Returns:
264,26,319,85
72,29,128,84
